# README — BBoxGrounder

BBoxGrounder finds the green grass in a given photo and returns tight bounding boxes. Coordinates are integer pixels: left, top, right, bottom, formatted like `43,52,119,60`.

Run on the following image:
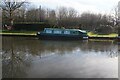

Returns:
0,30,119,37
87,32,118,37
1,30,37,35
2,30,37,33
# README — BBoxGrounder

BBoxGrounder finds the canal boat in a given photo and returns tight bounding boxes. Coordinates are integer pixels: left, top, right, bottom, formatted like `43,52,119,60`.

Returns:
118,35,120,42
118,36,120,45
37,28,88,40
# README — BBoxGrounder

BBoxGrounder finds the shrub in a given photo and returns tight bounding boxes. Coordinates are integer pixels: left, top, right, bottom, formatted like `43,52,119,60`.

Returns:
13,23,52,31
95,25,113,34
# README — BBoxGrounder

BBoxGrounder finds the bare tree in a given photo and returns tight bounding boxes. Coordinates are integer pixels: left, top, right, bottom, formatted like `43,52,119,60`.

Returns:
68,8,77,18
45,9,56,26
110,4,119,26
57,7,68,20
79,12,111,31
13,7,26,22
56,7,79,28
0,0,27,29
25,8,38,22
0,8,2,29
114,6,119,26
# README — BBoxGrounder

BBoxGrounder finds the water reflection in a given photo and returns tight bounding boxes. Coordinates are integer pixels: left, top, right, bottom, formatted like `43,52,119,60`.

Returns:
2,47,33,78
2,37,118,78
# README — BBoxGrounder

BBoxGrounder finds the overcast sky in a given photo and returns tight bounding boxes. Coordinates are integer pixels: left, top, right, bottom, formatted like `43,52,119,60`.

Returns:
29,0,119,14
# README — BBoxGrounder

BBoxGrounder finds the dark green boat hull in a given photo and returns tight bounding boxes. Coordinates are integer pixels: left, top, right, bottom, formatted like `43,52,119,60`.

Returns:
37,33,88,40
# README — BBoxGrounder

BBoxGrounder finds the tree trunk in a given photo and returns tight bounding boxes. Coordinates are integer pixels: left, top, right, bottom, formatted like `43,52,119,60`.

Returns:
9,10,13,30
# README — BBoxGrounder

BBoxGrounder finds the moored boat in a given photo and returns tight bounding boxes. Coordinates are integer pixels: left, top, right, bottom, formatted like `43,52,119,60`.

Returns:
118,35,120,42
37,28,88,40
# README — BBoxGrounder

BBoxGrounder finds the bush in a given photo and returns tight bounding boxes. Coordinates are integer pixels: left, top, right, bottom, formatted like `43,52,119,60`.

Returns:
13,23,52,31
117,26,120,35
95,25,113,34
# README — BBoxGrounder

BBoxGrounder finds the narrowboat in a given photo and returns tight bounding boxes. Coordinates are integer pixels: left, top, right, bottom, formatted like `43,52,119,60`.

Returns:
118,35,120,42
118,35,120,45
37,28,88,40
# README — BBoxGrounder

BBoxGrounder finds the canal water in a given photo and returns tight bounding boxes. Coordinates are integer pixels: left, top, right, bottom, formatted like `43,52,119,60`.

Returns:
2,37,118,78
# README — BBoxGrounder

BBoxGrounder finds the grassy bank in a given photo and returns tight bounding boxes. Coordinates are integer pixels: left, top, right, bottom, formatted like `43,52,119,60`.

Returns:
87,32,118,38
0,30,118,38
0,30,37,36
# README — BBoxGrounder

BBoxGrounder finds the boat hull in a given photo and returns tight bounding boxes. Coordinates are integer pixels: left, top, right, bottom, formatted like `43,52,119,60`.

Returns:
118,37,120,42
37,33,88,40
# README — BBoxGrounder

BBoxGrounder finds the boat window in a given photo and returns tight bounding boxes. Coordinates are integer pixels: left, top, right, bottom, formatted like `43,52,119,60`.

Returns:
45,30,52,33
53,30,62,34
72,31,79,35
79,31,86,34
64,30,70,34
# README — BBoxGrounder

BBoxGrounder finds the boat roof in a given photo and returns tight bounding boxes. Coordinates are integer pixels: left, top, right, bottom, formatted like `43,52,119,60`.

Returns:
44,28,87,33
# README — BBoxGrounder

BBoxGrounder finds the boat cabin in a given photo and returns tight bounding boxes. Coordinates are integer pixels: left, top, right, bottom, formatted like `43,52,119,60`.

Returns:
43,28,87,35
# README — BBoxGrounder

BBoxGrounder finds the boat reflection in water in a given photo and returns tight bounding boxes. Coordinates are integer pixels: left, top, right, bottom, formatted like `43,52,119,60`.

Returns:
2,37,118,78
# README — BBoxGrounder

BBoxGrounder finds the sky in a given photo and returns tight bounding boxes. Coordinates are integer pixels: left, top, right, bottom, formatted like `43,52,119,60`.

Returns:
28,0,120,14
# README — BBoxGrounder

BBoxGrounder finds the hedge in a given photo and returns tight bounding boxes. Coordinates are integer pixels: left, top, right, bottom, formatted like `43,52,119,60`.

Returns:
13,23,52,31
